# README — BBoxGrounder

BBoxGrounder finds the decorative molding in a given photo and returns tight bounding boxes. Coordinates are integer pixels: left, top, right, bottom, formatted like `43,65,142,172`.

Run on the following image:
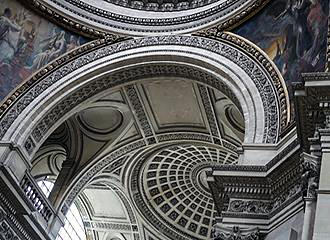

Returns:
124,85,154,138
209,147,303,223
0,35,287,147
157,132,212,144
103,0,218,12
194,33,290,131
18,0,271,35
84,220,137,232
212,225,261,240
228,200,272,215
0,210,21,240
198,85,221,140
226,183,301,216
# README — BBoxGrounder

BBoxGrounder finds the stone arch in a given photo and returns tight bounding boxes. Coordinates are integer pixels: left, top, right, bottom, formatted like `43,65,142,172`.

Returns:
0,34,289,150
87,176,141,240
0,34,290,222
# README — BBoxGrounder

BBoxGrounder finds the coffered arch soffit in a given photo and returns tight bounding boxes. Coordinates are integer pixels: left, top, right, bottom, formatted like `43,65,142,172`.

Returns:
122,142,239,240
19,0,270,37
0,34,289,155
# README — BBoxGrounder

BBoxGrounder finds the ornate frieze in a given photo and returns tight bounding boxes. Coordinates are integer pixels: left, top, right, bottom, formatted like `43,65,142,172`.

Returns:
157,132,212,144
209,142,303,226
226,183,302,216
212,225,261,240
228,200,272,215
84,220,137,232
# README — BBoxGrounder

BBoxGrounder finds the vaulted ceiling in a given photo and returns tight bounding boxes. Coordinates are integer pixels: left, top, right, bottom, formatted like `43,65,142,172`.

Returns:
33,78,245,239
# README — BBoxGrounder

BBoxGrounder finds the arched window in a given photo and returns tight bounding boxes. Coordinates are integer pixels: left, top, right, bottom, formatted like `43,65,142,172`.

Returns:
38,180,87,240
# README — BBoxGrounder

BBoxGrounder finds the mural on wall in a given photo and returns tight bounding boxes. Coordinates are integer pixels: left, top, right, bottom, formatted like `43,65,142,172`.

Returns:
0,0,89,101
235,0,329,95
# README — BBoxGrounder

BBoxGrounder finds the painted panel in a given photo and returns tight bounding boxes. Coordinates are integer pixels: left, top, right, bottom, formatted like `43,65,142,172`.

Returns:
0,0,89,101
235,0,329,96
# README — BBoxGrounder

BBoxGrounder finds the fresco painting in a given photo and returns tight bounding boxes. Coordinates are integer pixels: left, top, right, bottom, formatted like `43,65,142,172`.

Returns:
0,0,89,101
235,0,329,96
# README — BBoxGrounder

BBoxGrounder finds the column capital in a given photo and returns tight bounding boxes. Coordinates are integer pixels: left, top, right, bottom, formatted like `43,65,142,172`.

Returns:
212,224,261,240
301,152,320,200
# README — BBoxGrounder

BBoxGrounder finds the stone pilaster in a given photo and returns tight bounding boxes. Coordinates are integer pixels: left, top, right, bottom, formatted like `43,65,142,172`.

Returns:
300,152,320,240
313,126,330,239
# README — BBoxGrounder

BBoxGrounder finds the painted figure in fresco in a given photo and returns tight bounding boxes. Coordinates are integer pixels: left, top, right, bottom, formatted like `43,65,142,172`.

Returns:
276,0,310,59
274,0,327,83
30,30,67,71
67,35,81,52
0,0,88,101
0,8,22,63
236,0,328,91
303,0,327,66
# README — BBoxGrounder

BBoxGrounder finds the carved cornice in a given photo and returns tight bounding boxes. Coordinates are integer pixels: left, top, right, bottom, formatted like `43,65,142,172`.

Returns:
294,73,330,150
197,0,271,34
209,147,303,222
18,0,271,36
213,138,299,172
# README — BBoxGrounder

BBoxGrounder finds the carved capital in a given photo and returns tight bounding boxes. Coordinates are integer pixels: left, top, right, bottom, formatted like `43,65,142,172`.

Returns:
301,153,320,200
212,224,261,240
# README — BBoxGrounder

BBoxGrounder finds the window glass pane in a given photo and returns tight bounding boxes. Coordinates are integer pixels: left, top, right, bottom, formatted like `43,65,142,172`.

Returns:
38,180,87,240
